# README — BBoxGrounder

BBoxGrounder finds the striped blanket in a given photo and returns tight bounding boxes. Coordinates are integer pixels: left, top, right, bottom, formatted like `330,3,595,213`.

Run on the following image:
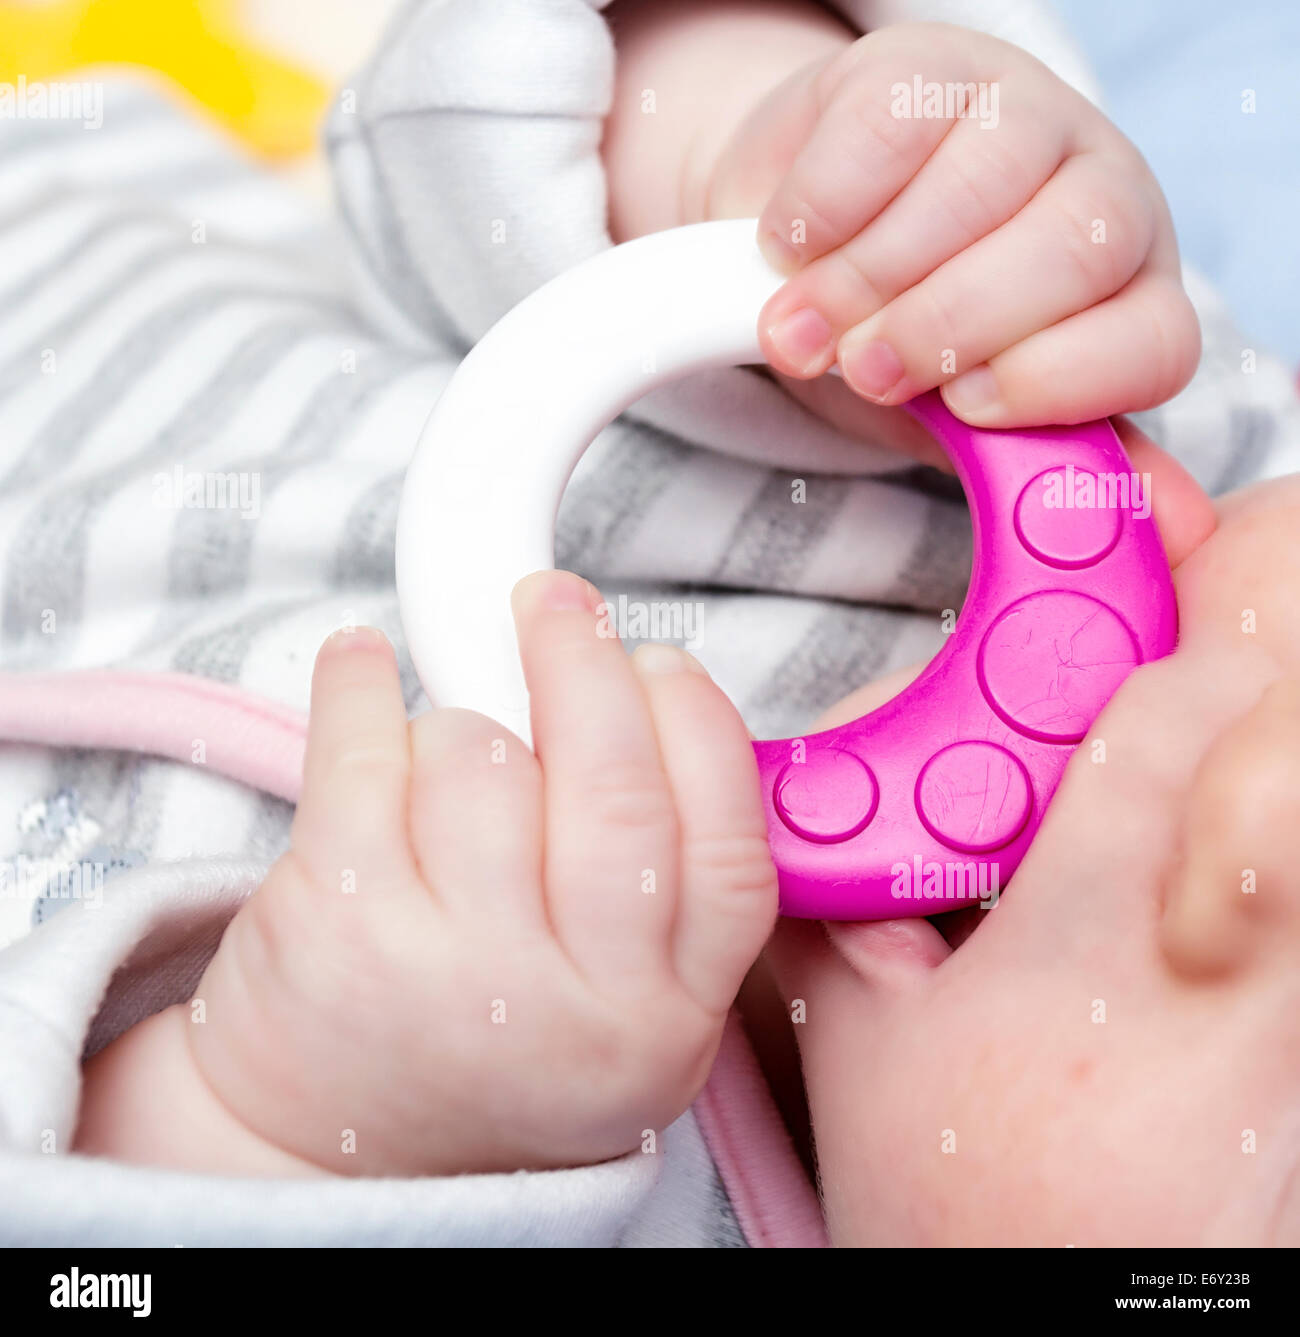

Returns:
0,0,1297,1246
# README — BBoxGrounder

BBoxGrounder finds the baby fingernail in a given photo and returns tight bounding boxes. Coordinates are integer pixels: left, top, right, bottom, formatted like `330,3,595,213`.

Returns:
840,339,906,402
766,307,833,374
514,570,596,614
944,366,998,414
633,643,709,676
324,626,389,654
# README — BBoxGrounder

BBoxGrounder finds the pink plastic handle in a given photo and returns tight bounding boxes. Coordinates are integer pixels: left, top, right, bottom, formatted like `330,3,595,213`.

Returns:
760,390,1176,919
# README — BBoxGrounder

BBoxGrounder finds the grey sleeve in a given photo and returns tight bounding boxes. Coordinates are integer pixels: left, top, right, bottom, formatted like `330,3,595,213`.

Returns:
0,857,679,1247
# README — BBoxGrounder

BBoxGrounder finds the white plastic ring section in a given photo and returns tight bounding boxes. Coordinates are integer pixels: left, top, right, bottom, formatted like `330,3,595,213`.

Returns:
395,218,784,746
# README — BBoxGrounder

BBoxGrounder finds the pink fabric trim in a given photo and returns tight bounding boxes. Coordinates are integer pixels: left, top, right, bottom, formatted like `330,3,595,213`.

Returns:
0,669,308,801
695,1012,828,1247
0,667,826,1247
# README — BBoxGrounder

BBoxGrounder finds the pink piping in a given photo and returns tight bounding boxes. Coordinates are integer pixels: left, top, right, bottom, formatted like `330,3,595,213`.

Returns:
695,1013,828,1248
0,666,827,1247
0,669,308,801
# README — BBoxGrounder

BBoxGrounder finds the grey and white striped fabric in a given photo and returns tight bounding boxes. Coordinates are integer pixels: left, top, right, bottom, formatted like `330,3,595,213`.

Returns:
1,0,1297,1246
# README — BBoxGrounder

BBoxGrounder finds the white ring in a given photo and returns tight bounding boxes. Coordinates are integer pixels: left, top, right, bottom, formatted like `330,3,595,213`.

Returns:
396,219,783,745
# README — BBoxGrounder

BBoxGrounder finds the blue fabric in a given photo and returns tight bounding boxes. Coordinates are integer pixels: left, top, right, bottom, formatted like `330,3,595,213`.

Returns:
1053,0,1300,362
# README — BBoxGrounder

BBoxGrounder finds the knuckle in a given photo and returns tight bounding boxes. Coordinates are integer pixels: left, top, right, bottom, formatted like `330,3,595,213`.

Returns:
777,186,843,255
1026,314,1078,382
581,763,677,836
829,243,888,309
1056,169,1150,297
945,138,1033,238
1139,282,1202,401
912,279,964,367
683,832,779,902
843,83,915,165
331,743,406,787
1054,206,1112,294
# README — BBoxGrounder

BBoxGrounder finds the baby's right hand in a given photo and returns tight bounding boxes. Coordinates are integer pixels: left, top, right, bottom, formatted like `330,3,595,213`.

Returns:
79,571,777,1177
703,22,1199,435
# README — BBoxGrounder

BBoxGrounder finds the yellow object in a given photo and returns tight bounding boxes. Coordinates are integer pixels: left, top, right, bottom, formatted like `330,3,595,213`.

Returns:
0,0,329,158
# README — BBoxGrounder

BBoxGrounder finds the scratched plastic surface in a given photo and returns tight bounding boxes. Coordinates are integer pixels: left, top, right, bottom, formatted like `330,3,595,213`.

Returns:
758,390,1177,919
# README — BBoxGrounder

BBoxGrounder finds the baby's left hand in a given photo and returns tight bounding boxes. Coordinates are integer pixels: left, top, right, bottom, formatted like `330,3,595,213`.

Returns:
77,571,777,1178
706,22,1201,430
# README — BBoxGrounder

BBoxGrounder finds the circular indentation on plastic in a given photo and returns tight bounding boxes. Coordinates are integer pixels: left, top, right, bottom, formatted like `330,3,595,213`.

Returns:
774,748,879,844
1014,467,1123,569
915,741,1033,853
978,591,1140,743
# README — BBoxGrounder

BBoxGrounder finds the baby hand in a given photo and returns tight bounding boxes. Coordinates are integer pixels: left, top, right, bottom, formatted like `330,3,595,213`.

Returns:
707,22,1200,428
78,572,777,1177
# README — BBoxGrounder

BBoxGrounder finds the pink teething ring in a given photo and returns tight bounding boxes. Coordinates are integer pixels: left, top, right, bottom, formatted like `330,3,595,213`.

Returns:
395,219,1177,921
757,391,1176,918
